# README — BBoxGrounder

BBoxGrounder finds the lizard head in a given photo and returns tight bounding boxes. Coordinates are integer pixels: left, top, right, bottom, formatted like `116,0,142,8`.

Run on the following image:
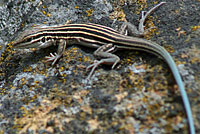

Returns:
13,27,42,49
13,25,51,49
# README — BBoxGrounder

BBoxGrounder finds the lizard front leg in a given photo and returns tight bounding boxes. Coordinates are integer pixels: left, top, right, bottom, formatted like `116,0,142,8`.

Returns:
45,39,66,65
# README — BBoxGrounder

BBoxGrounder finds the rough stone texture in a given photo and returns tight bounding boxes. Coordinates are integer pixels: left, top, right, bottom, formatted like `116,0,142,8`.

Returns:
0,0,199,134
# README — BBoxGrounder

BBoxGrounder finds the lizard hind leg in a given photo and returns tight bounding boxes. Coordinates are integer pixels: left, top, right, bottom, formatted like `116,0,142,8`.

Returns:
119,2,166,37
86,43,119,79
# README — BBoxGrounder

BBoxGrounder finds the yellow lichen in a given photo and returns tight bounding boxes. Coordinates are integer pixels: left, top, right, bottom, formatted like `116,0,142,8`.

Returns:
136,0,147,14
83,56,89,62
24,66,33,72
0,41,14,63
191,25,200,31
14,98,64,133
86,9,94,17
42,5,46,9
109,7,126,21
42,10,46,15
46,13,51,17
59,66,65,71
164,45,175,53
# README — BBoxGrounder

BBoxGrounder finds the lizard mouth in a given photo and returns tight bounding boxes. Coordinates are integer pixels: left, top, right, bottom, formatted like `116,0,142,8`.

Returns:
13,41,40,49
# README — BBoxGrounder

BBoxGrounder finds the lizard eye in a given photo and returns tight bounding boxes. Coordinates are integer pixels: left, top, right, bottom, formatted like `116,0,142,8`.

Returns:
41,37,46,43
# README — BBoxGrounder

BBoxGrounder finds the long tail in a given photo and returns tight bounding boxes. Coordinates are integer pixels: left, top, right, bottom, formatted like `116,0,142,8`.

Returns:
117,37,195,134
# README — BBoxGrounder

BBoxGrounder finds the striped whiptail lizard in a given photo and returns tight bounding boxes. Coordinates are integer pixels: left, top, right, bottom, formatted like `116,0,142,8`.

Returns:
12,2,195,134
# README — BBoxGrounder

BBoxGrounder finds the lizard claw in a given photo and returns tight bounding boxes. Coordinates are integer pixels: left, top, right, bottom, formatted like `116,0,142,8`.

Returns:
45,52,61,65
45,52,58,62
